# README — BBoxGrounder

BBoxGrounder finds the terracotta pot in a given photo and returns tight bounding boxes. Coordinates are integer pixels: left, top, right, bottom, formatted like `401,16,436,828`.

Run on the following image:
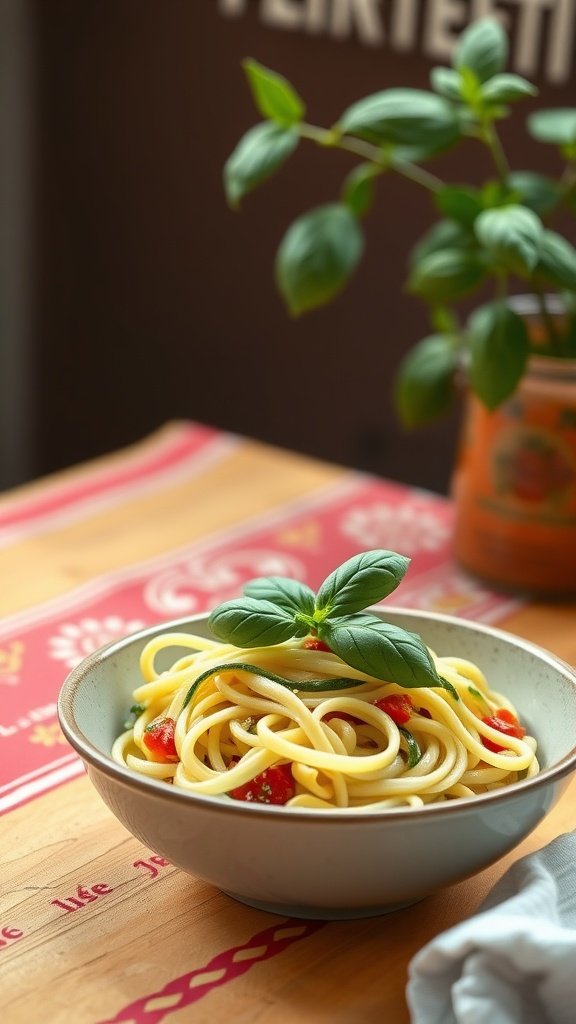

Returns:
451,300,576,597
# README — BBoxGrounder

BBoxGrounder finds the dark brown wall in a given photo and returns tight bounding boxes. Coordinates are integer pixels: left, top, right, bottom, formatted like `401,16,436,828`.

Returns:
29,0,576,492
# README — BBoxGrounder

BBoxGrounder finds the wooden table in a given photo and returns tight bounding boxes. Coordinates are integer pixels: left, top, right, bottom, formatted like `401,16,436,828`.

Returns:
2,422,575,1024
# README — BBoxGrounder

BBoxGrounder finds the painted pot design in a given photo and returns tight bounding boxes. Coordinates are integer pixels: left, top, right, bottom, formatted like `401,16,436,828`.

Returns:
452,349,576,596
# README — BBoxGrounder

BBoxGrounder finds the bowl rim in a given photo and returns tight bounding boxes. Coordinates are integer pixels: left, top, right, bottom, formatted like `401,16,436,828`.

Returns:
57,607,576,823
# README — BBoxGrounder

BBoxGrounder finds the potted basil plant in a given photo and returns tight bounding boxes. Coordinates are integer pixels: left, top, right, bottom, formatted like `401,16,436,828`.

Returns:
223,17,576,598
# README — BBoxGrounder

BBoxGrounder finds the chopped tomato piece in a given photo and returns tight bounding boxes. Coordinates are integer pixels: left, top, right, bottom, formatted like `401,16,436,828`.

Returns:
373,693,413,725
229,763,295,805
302,637,332,652
143,717,178,761
481,708,526,753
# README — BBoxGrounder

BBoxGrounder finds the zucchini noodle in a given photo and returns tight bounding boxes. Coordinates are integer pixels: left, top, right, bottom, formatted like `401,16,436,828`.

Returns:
111,633,539,809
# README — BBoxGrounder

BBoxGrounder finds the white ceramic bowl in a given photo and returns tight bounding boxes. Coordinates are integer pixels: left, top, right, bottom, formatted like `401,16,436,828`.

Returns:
58,609,576,919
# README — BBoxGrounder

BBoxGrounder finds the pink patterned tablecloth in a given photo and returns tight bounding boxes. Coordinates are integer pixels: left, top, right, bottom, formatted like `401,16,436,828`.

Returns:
0,421,522,816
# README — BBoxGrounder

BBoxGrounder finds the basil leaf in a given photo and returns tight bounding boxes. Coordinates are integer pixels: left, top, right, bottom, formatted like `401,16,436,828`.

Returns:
527,108,576,146
275,203,363,316
438,678,459,701
342,162,381,219
208,598,306,647
467,301,529,409
337,89,460,150
315,551,410,617
474,205,543,275
435,185,484,228
409,219,475,267
408,247,486,302
244,576,316,615
481,178,517,209
430,67,462,102
224,121,299,209
319,615,441,688
481,73,537,104
398,726,422,768
395,334,459,428
506,172,560,216
454,18,508,83
242,59,305,126
536,230,576,290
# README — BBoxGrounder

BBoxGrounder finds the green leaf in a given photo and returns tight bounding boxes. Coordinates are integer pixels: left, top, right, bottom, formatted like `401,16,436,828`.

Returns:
342,163,381,218
474,205,543,275
275,203,363,316
408,248,486,302
481,73,537,104
436,185,483,228
481,179,517,209
457,66,484,106
398,726,422,768
337,89,461,149
466,301,529,409
318,615,442,688
315,550,410,617
430,67,462,102
536,231,576,290
181,662,364,710
242,58,305,126
527,108,576,145
506,172,560,215
454,18,508,83
208,597,307,647
244,576,316,616
395,334,459,428
409,219,475,267
223,122,299,209
561,141,576,164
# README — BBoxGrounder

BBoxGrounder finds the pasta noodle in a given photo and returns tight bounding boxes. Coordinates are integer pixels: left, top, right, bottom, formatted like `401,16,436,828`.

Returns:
111,632,539,809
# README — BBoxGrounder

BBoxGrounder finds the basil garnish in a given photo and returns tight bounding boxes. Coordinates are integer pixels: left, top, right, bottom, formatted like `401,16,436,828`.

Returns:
208,550,453,693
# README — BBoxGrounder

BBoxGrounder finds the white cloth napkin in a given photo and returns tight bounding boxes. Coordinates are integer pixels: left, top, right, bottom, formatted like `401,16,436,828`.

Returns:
406,832,576,1024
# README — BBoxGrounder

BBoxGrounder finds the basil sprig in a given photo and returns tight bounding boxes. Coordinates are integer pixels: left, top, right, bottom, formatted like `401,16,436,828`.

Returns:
208,550,454,694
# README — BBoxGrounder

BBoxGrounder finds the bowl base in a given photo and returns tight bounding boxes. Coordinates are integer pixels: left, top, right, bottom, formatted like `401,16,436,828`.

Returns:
224,890,424,919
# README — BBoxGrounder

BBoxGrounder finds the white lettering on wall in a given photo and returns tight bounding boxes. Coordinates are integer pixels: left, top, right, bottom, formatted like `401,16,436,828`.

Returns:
219,0,575,83
330,0,385,44
471,0,510,27
425,0,468,60
512,0,575,82
305,0,330,33
219,0,248,15
546,0,575,83
261,0,304,30
514,0,556,76
390,0,421,50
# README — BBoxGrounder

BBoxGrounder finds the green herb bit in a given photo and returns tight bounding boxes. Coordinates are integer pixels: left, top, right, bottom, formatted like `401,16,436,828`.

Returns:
467,684,488,706
439,677,459,701
398,726,422,769
182,662,362,710
124,703,145,730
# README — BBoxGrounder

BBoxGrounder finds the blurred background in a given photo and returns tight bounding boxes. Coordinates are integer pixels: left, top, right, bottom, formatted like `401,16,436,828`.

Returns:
1,0,574,492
